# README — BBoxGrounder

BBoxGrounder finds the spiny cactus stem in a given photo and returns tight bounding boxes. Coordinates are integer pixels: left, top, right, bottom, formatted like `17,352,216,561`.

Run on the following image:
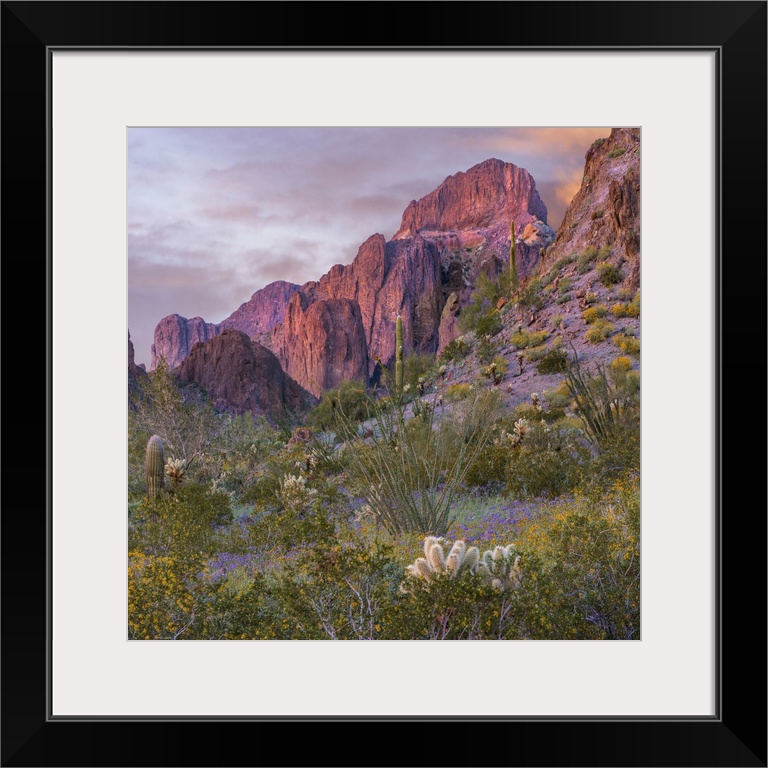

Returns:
145,435,165,499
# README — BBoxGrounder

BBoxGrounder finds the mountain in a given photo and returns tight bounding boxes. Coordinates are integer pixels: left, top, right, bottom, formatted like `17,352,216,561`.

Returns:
542,128,640,290
144,157,557,407
176,329,315,417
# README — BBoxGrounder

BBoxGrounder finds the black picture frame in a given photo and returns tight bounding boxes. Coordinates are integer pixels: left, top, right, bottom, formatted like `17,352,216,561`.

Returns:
3,2,765,766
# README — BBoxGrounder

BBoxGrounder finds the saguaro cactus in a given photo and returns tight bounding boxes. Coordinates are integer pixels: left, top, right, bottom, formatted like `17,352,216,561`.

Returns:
395,314,404,391
509,219,518,292
145,435,165,499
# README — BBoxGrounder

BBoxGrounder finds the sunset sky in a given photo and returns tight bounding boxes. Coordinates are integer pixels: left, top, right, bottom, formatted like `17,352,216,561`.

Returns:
128,126,612,368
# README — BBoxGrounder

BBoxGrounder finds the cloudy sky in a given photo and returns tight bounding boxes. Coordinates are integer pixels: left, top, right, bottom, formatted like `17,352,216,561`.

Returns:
128,126,612,368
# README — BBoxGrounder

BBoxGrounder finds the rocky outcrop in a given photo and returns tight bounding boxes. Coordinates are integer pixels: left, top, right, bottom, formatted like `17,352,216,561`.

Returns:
393,158,548,239
543,128,640,289
437,292,461,357
176,329,314,417
146,156,559,395
128,331,147,398
151,314,221,370
221,280,300,337
273,294,369,398
298,233,444,375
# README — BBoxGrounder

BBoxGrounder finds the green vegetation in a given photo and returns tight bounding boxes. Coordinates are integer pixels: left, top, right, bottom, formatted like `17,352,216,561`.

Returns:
510,329,549,349
597,262,624,287
585,319,615,343
128,306,641,640
438,337,470,364
582,305,609,324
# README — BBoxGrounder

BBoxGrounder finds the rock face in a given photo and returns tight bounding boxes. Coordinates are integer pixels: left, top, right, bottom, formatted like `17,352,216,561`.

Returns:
176,329,314,417
221,280,300,337
297,232,444,377
145,156,558,398
393,158,548,238
128,331,147,398
151,314,221,371
437,292,461,357
273,294,368,398
543,128,640,291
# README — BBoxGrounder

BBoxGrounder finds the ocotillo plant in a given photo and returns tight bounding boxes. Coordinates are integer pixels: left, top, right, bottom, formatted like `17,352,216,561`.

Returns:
395,314,404,391
145,434,165,499
509,219,518,293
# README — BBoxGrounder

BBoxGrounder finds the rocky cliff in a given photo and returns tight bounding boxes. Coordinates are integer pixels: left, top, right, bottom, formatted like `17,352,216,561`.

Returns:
272,294,369,399
220,280,300,337
151,314,221,371
176,329,315,417
393,158,548,238
128,331,147,398
146,156,557,404
542,128,640,291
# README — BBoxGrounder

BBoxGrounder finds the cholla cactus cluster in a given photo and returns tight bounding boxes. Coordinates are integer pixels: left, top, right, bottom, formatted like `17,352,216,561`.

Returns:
405,537,480,583
278,473,317,508
507,418,529,448
164,457,186,487
439,364,447,379
404,538,523,593
531,392,543,413
477,545,523,591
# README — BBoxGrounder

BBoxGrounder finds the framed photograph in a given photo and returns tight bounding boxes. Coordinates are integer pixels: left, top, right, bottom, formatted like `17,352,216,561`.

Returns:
5,1,765,765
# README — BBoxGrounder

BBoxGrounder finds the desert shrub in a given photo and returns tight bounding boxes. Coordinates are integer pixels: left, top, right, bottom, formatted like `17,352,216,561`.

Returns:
551,314,564,328
515,473,640,639
389,563,522,640
438,337,470,364
463,440,509,490
525,345,548,362
444,383,473,402
543,383,571,409
611,302,630,317
128,358,226,495
474,311,503,338
597,262,623,286
582,305,608,323
607,147,626,158
610,356,633,373
129,550,206,639
576,246,599,273
617,286,632,301
614,334,641,357
307,380,374,434
584,320,615,343
264,536,404,639
553,255,575,271
536,347,569,374
558,277,573,293
505,421,590,500
517,278,544,310
555,293,572,305
584,291,598,305
626,292,640,317
403,352,437,390
129,482,232,560
510,329,549,349
458,272,506,334
476,333,500,364
591,209,604,220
